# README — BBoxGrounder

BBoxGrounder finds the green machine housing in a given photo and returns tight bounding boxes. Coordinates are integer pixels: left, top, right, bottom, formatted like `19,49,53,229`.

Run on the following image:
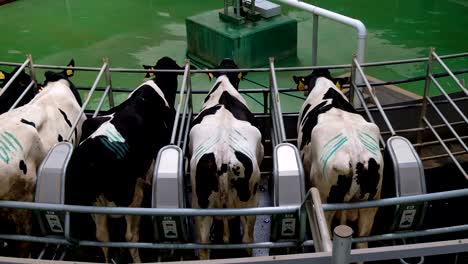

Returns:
186,9,297,68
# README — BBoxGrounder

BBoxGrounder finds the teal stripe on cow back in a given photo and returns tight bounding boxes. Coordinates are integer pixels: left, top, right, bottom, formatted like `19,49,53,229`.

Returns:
0,131,23,164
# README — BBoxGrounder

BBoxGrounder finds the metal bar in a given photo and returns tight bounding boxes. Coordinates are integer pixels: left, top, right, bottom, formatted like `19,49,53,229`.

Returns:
354,57,396,135
79,240,298,250
177,62,192,146
92,85,111,118
224,0,228,15
236,0,240,17
0,58,30,96
170,62,190,144
332,225,353,264
417,135,468,148
426,97,468,152
420,150,467,161
353,223,468,243
26,54,37,91
0,200,298,216
423,117,467,179
8,80,34,111
322,187,468,211
417,48,435,151
352,83,386,147
269,57,286,143
349,239,468,263
359,51,468,68
0,51,466,73
433,51,468,96
0,234,297,249
103,57,115,108
311,188,332,252
430,75,468,124
354,68,468,89
312,14,319,66
66,62,107,141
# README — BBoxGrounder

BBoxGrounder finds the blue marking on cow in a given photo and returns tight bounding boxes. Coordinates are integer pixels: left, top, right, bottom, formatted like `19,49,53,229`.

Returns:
320,133,348,177
0,131,23,164
358,131,380,156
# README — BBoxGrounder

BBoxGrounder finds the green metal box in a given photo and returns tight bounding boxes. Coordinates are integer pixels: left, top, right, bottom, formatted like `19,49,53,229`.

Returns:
186,9,297,68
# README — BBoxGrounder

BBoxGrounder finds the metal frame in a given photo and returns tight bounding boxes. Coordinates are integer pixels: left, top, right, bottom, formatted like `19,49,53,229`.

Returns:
0,50,467,262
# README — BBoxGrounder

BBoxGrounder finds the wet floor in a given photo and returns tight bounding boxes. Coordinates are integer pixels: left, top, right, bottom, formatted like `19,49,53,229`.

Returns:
0,0,467,112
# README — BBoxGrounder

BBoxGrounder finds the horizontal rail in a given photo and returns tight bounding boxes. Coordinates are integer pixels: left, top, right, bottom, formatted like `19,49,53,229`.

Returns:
0,200,298,216
0,234,297,250
1,52,467,74
321,187,468,211
353,223,468,243
433,51,468,96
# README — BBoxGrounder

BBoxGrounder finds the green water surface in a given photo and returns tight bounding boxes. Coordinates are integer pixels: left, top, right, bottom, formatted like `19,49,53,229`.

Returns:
1,0,467,112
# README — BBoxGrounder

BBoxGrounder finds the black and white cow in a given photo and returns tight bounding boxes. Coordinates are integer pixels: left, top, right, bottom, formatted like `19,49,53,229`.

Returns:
65,57,182,263
0,67,36,114
189,59,264,259
0,60,85,257
293,69,383,250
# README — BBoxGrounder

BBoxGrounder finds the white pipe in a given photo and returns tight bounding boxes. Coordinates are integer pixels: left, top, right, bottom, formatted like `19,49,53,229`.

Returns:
273,0,367,62
273,0,367,107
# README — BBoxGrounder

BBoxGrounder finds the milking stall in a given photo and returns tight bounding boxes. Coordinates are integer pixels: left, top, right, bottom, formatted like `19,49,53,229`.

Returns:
0,0,467,263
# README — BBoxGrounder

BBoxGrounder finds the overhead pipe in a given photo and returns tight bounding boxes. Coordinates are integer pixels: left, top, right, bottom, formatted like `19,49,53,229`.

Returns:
272,0,367,107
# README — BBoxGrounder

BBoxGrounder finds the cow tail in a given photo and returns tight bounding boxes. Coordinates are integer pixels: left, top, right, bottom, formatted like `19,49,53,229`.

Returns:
219,170,229,205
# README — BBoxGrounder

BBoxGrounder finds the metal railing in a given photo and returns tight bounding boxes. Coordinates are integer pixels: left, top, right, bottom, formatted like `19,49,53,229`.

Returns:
0,50,467,262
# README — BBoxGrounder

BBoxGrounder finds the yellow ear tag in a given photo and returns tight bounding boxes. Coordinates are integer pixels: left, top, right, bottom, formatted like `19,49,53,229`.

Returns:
66,69,73,76
208,72,214,80
38,86,44,93
0,71,5,80
335,81,342,91
149,67,155,77
238,72,243,80
298,81,305,91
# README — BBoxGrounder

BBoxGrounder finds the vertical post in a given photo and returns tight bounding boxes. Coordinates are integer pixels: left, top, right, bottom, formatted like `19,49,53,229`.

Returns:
251,0,256,16
416,48,435,153
224,0,228,15
353,35,367,108
236,0,241,17
349,56,356,105
104,57,115,108
312,14,319,66
26,54,38,91
332,225,353,264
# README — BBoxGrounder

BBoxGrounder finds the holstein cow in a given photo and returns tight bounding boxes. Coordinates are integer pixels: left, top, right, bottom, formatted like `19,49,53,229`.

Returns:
189,59,264,259
0,67,36,114
0,60,85,257
65,57,182,263
293,69,383,250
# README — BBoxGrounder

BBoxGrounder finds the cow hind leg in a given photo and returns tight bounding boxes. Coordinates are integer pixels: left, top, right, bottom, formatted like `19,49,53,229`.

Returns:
93,213,110,263
125,178,145,263
195,216,212,260
356,207,378,250
240,215,256,256
11,210,32,258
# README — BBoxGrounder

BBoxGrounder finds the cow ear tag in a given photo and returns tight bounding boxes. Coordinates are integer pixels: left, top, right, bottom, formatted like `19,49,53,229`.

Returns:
65,62,74,77
149,67,155,77
298,78,305,91
208,72,214,81
335,81,342,91
238,72,243,80
0,71,5,80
